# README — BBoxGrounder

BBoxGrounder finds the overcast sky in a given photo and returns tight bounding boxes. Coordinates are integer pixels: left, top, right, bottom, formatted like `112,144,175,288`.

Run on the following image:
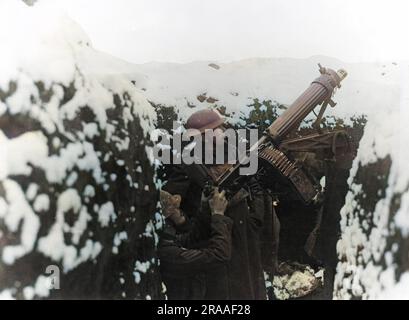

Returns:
53,0,409,64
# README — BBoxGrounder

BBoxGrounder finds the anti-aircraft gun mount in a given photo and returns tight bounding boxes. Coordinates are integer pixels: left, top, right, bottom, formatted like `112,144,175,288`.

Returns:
185,64,352,204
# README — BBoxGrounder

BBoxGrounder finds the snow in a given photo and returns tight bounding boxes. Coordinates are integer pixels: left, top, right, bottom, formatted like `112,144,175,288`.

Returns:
1,180,40,265
26,184,39,201
0,0,155,136
83,123,99,139
142,219,160,247
0,289,15,300
23,270,64,300
333,63,409,299
134,259,152,284
33,194,50,212
83,185,96,198
112,231,128,254
394,192,409,237
0,131,48,179
36,189,101,272
135,260,151,274
71,207,91,245
0,198,6,218
130,56,402,125
378,272,409,300
133,271,141,284
98,202,117,227
273,264,324,300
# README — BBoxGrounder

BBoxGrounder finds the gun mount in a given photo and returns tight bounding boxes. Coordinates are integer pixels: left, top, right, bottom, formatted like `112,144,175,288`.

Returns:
185,64,349,204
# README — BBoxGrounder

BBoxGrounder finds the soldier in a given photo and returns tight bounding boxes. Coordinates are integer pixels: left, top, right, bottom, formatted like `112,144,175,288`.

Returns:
160,109,275,299
158,188,233,300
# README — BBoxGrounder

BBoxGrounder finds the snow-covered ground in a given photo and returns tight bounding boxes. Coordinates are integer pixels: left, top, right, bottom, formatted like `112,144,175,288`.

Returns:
65,42,404,126
130,56,403,124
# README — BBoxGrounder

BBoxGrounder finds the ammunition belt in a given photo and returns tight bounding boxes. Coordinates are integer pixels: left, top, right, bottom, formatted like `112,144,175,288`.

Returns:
259,145,298,177
259,144,319,203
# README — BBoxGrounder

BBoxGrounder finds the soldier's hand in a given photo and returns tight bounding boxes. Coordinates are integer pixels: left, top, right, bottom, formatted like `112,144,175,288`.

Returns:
160,190,182,218
208,187,228,216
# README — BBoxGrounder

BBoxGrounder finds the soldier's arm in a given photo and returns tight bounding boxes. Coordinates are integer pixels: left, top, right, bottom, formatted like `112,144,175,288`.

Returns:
176,212,211,249
159,214,233,276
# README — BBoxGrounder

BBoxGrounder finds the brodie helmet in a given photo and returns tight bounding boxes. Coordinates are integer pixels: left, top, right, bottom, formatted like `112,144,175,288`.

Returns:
185,109,224,136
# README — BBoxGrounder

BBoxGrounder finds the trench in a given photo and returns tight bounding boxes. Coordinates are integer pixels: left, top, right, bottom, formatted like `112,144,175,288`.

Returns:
154,102,366,300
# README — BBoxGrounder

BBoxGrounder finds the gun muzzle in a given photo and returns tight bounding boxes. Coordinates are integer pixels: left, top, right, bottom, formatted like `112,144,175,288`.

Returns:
267,64,348,144
336,69,348,84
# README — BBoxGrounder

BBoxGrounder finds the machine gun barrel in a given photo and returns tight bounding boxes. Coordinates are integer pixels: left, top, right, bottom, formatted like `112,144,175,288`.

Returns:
267,65,347,144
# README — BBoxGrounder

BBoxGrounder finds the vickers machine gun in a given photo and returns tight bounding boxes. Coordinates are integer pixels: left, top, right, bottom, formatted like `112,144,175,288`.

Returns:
185,64,349,204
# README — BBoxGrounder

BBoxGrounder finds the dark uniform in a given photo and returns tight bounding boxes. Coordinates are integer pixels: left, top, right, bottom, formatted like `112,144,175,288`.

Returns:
158,109,275,300
161,165,272,300
159,213,233,300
